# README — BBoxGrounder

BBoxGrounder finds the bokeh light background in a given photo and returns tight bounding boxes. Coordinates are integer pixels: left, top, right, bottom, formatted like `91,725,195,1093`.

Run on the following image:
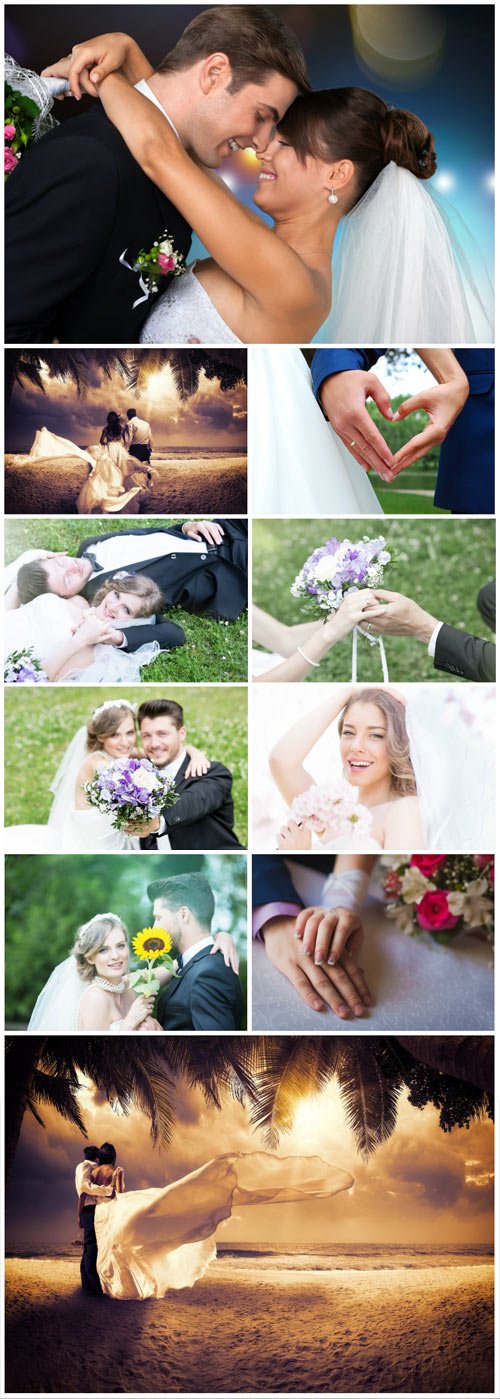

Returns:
6,5,494,343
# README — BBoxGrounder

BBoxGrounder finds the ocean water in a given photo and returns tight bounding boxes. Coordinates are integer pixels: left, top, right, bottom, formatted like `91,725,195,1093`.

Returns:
7,1241,492,1269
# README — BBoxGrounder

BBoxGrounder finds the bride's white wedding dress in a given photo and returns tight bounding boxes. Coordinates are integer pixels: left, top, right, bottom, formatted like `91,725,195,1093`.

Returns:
94,1152,353,1299
4,593,160,684
249,349,382,515
140,265,243,346
25,427,143,514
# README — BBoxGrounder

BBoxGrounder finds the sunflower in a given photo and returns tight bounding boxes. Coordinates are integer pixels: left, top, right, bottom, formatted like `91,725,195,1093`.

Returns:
132,927,172,960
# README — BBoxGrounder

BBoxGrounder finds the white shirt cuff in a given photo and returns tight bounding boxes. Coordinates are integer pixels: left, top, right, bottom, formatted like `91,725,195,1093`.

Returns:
158,815,167,836
428,622,443,659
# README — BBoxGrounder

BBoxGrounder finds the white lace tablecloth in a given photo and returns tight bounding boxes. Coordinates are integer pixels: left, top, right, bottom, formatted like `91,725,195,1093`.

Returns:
251,865,493,1032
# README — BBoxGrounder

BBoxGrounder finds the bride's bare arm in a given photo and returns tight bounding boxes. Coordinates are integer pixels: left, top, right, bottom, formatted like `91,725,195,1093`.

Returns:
42,33,152,100
254,593,382,682
97,75,313,312
269,687,354,805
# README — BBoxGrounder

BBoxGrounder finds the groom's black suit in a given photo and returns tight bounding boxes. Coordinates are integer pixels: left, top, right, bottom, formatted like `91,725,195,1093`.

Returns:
157,946,243,1030
140,753,243,850
5,105,192,343
76,520,248,652
433,626,495,681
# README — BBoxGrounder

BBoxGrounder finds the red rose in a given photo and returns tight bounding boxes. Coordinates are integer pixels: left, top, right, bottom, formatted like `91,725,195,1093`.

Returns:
410,855,448,877
416,890,459,932
473,855,494,869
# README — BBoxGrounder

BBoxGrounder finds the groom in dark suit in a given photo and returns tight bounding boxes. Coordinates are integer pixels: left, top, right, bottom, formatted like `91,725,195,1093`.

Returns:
149,874,243,1030
361,580,496,682
311,348,494,513
5,7,308,343
136,699,243,850
12,518,248,655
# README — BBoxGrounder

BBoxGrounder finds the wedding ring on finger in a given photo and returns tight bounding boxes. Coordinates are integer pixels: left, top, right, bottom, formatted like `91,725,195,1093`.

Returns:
349,439,357,449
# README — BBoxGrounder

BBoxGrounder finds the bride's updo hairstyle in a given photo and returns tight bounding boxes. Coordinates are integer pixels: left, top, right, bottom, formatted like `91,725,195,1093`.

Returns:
339,689,417,796
72,913,128,983
86,701,136,753
277,88,436,209
92,574,165,618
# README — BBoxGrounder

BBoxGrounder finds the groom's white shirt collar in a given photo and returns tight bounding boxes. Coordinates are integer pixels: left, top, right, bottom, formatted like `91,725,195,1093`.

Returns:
180,936,215,969
135,80,182,142
86,533,207,578
160,748,188,781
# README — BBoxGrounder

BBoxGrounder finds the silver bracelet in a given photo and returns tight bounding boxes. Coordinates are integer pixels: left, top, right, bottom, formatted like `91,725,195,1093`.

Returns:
296,645,321,668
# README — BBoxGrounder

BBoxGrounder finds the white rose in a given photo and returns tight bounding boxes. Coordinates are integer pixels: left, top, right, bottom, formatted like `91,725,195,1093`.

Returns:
314,557,338,583
131,766,158,793
159,238,174,255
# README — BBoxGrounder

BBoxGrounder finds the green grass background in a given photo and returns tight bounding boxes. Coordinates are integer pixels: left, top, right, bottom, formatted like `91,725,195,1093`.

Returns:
5,852,248,1029
4,684,248,840
252,517,495,682
5,517,247,682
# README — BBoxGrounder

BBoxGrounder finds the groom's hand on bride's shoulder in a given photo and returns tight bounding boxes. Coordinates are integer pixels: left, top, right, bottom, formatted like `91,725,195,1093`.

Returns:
319,370,396,483
262,915,372,1020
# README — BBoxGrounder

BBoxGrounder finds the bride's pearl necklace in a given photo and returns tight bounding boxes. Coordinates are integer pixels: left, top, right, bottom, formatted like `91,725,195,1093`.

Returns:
93,975,127,993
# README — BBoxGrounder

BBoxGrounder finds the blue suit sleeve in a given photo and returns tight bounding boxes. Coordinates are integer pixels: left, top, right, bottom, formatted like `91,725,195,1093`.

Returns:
311,350,384,401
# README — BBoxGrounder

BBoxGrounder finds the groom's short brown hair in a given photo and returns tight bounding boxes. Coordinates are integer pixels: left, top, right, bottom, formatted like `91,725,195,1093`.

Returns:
147,874,215,930
17,559,50,604
157,5,310,95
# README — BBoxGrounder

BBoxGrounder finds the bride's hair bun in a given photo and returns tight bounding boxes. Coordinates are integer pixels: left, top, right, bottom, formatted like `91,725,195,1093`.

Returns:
381,107,436,180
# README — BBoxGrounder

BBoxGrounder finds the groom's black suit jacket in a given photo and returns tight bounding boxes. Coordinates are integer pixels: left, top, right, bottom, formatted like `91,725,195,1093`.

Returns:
253,855,335,908
5,105,192,343
76,520,248,651
140,753,243,850
434,625,495,682
157,946,243,1030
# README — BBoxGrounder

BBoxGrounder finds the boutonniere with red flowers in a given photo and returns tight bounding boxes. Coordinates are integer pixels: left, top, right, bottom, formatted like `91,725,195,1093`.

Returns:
120,230,186,308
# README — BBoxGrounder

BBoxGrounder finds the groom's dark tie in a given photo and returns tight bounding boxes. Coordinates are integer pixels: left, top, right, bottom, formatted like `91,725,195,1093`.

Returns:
81,551,104,571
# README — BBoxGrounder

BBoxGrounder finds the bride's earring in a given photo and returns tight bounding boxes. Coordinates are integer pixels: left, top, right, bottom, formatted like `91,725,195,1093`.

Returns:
328,188,338,204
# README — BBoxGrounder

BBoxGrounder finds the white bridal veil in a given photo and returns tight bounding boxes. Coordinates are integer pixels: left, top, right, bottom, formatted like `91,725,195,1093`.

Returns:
326,162,493,343
27,955,83,1031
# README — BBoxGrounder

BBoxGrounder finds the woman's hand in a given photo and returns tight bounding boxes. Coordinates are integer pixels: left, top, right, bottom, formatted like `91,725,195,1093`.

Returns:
211,933,239,973
137,1015,163,1033
123,994,156,1030
262,916,372,1018
330,589,385,640
295,906,364,966
42,33,141,100
276,818,312,850
185,746,211,779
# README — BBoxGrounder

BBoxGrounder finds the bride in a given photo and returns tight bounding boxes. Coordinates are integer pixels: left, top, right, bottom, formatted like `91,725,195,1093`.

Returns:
43,34,492,344
252,591,384,680
86,1144,353,1299
271,687,423,851
26,423,144,515
4,573,167,683
28,911,238,1032
267,685,495,852
47,699,210,853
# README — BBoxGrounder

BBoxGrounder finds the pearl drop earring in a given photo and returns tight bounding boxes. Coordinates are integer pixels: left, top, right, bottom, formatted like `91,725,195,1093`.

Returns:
328,189,338,205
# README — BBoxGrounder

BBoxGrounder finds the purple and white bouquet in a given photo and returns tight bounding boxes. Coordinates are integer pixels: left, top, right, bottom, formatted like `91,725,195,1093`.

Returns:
291,779,373,843
83,757,178,833
290,535,393,619
4,648,48,683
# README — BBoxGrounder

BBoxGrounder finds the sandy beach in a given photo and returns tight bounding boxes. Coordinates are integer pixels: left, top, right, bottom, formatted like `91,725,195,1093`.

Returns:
5,1255,493,1394
5,452,247,515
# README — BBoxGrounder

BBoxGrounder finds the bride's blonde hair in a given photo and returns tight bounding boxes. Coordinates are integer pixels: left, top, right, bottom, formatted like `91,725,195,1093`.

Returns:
92,575,165,618
338,688,417,796
72,913,128,983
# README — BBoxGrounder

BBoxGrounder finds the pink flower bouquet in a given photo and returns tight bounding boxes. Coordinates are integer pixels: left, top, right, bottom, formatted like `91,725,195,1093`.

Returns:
382,854,494,944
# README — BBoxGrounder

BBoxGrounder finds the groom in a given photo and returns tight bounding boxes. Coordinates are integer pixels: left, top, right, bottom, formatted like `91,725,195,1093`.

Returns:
135,698,243,850
6,518,248,654
5,6,308,342
75,1144,115,1296
148,874,243,1029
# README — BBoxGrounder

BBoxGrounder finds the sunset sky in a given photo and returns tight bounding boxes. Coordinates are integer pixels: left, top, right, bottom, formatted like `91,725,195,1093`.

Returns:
6,359,247,453
6,1050,493,1249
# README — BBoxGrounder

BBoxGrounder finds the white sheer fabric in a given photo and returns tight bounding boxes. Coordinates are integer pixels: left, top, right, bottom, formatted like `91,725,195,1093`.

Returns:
4,593,160,683
249,348,382,515
48,729,139,852
95,1152,353,1299
140,266,243,346
326,163,493,343
27,955,84,1030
